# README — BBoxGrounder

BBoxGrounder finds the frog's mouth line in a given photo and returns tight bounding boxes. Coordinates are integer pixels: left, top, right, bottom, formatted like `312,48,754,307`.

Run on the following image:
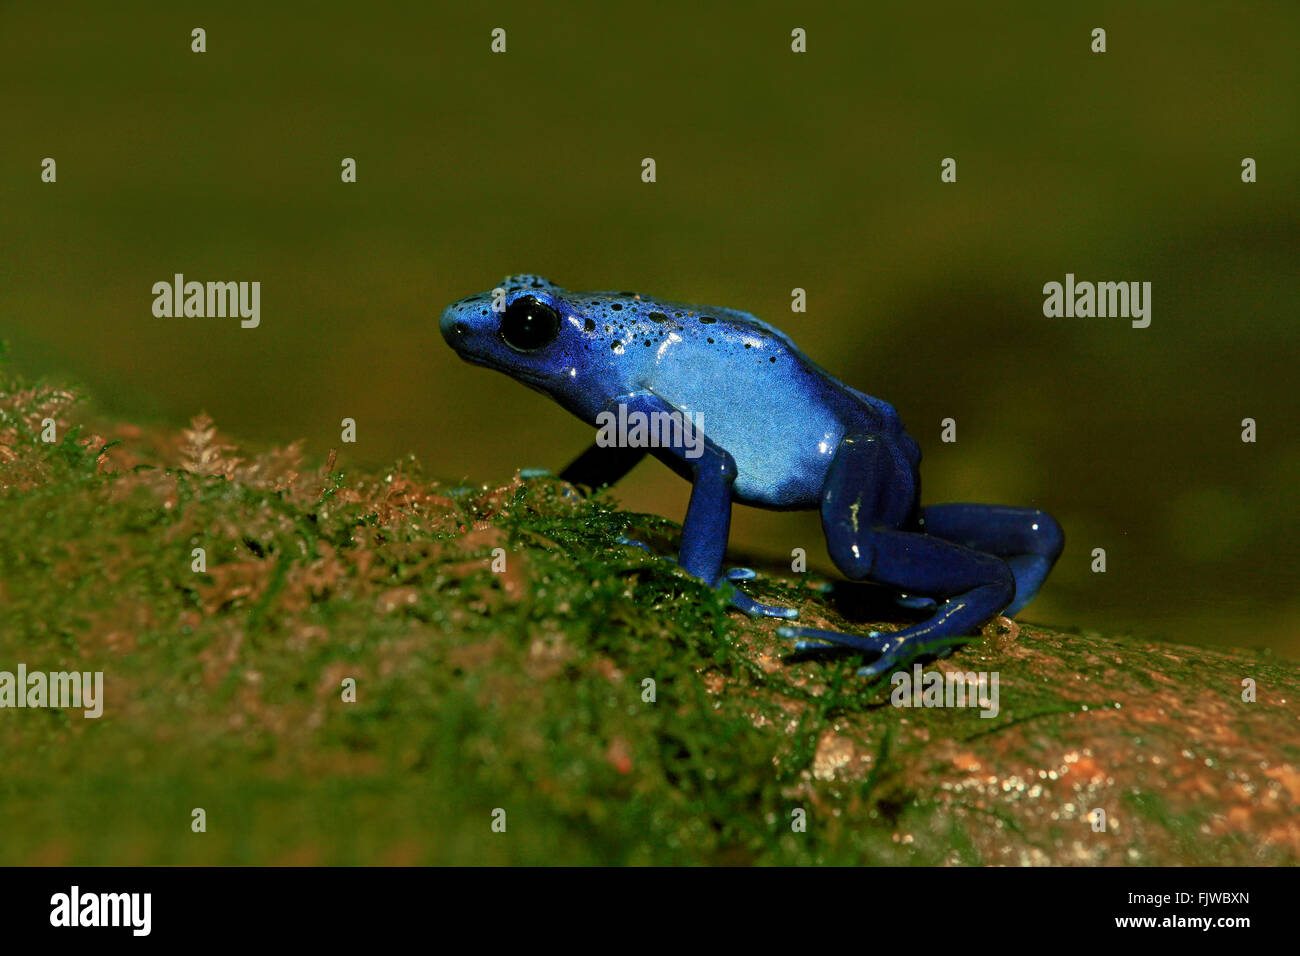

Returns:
455,351,552,390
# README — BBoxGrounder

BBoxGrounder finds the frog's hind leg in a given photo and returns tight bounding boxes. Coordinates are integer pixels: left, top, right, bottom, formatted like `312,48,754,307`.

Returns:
778,433,1015,678
916,504,1063,617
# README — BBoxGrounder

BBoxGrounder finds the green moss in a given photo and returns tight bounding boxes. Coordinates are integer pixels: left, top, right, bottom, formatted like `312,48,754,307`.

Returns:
1,361,1297,865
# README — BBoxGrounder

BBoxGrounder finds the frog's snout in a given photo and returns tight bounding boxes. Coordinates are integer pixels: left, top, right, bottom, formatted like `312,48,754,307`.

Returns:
439,301,480,351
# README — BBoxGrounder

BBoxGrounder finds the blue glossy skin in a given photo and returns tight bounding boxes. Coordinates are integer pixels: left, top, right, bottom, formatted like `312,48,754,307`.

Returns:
441,275,1064,678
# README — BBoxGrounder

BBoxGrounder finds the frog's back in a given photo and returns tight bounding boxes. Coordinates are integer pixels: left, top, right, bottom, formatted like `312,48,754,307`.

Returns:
575,289,911,507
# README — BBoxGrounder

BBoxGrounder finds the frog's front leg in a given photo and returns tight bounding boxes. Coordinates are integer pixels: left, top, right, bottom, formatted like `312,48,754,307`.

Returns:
558,442,646,491
611,392,796,621
779,433,1015,678
613,538,757,584
517,441,644,497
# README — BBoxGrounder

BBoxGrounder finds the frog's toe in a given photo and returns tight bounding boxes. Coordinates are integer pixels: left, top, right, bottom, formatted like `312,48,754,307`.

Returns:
778,624,919,679
854,642,953,680
724,566,757,581
519,467,552,479
777,625,890,655
780,620,967,679
895,593,938,611
726,586,798,620
856,651,909,681
616,535,656,555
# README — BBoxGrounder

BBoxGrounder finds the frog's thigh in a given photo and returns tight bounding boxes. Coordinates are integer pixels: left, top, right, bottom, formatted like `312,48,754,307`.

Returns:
820,434,1012,602
819,433,914,547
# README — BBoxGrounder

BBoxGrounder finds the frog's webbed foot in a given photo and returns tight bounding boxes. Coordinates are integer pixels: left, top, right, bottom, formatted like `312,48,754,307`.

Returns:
620,538,752,578
719,567,799,617
617,538,796,619
778,623,964,680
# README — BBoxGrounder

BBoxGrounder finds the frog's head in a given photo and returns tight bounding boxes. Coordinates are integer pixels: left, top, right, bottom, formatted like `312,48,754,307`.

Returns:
440,275,608,414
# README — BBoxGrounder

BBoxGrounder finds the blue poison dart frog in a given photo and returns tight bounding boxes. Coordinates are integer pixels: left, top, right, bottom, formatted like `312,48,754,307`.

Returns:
441,275,1064,679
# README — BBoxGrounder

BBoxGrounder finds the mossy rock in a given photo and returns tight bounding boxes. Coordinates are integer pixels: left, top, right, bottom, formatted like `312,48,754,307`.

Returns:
1,367,1295,865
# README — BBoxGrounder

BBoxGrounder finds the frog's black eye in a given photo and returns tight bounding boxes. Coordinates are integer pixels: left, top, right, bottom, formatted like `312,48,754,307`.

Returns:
499,296,560,352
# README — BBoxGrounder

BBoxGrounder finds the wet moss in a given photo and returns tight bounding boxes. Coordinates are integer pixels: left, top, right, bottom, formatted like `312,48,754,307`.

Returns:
0,359,1296,865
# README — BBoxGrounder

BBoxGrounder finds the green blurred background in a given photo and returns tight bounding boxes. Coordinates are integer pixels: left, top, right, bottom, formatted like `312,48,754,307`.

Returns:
3,1,1296,655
